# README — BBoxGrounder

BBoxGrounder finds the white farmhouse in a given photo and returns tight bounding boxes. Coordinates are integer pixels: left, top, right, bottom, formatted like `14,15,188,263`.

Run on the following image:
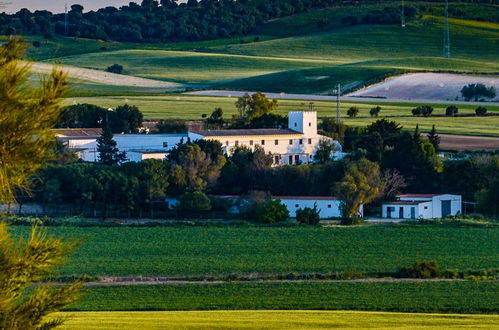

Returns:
55,111,344,165
382,194,462,219
189,111,344,165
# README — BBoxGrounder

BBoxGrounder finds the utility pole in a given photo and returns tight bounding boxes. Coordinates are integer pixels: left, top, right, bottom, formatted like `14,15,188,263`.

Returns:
443,0,450,58
64,4,68,35
401,0,406,28
336,83,341,122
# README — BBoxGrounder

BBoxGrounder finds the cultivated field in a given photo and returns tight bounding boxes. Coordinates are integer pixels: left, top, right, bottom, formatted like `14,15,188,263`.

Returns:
56,311,499,329
350,73,499,101
11,225,499,277
66,281,499,313
64,94,499,136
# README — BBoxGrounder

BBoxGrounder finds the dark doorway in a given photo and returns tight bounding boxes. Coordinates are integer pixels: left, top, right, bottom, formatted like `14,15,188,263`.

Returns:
411,207,416,219
399,207,404,218
442,200,451,217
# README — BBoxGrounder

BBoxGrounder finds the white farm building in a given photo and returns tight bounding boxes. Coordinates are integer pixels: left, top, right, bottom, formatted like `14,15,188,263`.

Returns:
166,195,362,219
55,111,344,165
382,194,462,220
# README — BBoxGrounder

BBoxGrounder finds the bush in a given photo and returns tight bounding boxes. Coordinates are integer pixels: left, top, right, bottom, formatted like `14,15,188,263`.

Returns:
347,107,359,118
411,105,433,117
445,105,458,116
254,199,289,224
475,106,487,116
178,191,211,212
106,64,123,74
369,106,381,118
296,204,321,225
397,260,440,279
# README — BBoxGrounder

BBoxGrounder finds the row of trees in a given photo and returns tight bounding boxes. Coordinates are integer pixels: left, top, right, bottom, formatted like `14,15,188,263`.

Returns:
57,103,144,133
0,0,366,43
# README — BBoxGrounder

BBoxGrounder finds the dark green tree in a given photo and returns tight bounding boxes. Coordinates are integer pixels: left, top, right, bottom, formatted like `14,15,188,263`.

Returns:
296,204,321,225
475,106,487,116
427,125,440,152
369,106,381,118
347,106,359,118
445,105,458,116
96,126,127,165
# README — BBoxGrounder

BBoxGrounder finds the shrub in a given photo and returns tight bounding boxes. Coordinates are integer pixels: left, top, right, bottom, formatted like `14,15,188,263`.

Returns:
178,191,211,212
445,105,458,116
369,106,381,118
254,199,289,224
397,260,440,279
296,204,321,225
475,106,487,116
106,64,123,74
347,106,359,118
412,105,433,117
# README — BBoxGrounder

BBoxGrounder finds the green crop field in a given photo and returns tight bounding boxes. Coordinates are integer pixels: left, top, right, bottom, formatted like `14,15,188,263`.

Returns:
66,281,499,314
10,225,499,277
55,310,499,329
64,94,499,136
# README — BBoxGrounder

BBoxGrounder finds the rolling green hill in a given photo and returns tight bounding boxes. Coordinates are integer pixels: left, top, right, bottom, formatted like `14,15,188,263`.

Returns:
44,14,498,95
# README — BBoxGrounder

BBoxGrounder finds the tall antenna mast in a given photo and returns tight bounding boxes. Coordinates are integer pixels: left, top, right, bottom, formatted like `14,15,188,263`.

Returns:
443,0,450,58
64,4,68,35
336,83,341,122
401,0,406,27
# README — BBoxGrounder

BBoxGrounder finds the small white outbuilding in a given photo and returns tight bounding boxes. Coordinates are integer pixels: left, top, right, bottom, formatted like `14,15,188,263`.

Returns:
382,194,462,219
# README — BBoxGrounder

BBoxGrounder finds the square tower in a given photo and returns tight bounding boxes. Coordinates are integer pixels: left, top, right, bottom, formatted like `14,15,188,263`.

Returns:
288,111,317,136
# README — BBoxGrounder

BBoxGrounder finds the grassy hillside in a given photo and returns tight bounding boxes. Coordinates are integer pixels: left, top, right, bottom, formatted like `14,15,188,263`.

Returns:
35,12,498,96
11,225,499,277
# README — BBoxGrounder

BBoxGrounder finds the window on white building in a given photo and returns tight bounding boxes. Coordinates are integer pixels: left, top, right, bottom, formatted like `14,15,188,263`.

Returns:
309,122,311,127
274,155,279,164
299,139,303,144
289,155,293,164
250,140,253,145
308,138,312,144
295,204,299,208
262,140,265,145
275,140,278,145
226,141,229,146
235,141,239,146
289,139,293,145
163,142,168,148
328,204,331,208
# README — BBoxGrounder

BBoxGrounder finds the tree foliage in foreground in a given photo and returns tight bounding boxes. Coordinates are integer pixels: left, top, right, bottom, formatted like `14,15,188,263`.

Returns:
0,37,82,329
0,223,82,330
0,37,68,203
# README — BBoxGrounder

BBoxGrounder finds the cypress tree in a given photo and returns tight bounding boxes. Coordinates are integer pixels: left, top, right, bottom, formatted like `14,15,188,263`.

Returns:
97,126,127,165
428,124,441,152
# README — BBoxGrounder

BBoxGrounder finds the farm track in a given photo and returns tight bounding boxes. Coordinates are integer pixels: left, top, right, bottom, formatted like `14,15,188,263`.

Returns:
187,90,499,106
84,277,479,286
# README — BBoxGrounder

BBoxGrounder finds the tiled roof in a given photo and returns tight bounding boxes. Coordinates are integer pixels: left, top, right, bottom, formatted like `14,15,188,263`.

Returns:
53,128,102,138
212,195,338,200
384,201,427,205
397,194,440,198
193,128,302,137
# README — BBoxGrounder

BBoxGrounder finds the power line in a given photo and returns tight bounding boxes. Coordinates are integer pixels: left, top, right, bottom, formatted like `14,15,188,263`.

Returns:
401,0,406,28
443,0,450,58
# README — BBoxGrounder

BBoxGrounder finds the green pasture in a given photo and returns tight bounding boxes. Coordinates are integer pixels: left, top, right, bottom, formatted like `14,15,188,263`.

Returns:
32,15,498,95
48,50,331,84
213,17,499,63
10,225,499,277
66,281,499,314
57,310,499,329
64,94,499,136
